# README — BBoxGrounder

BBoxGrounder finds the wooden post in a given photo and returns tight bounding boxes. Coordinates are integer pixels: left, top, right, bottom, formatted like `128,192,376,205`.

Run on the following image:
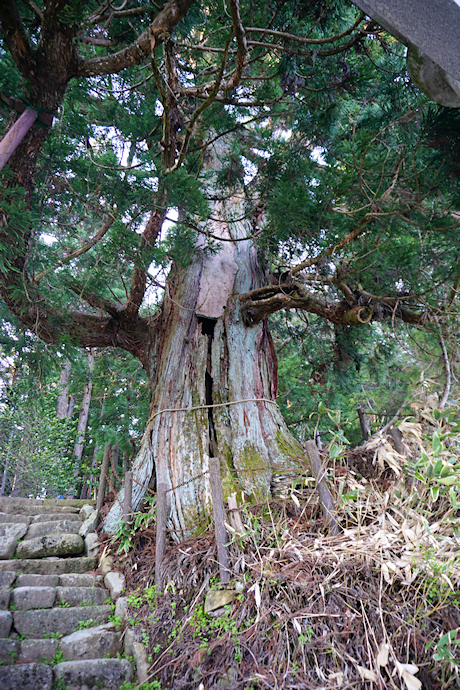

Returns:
155,483,168,588
209,457,231,583
123,471,133,523
96,442,111,511
305,440,340,536
358,405,370,442
0,108,38,172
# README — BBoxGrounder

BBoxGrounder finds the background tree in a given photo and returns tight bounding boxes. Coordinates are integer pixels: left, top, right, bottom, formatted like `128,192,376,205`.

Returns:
0,1,458,534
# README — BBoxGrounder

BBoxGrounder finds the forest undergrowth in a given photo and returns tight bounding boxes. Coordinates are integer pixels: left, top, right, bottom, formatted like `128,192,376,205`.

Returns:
106,396,460,690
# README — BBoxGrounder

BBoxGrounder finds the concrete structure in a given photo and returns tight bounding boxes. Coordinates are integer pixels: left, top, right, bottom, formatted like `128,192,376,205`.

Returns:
352,0,460,106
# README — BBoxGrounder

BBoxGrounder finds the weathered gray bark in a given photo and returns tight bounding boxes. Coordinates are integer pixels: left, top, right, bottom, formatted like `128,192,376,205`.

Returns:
73,350,95,476
103,192,303,537
56,359,72,420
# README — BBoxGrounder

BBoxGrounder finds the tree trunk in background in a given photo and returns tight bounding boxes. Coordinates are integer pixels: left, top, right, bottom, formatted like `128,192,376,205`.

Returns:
103,193,304,537
73,350,95,478
0,428,15,496
56,359,72,419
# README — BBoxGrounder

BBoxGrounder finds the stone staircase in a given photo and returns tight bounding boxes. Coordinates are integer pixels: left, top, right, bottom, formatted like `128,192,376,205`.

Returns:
0,497,133,689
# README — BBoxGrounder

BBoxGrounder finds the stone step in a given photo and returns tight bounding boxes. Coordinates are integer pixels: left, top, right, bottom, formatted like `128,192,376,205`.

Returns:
11,586,56,611
16,574,59,587
56,585,108,607
0,571,16,587
0,662,53,690
0,555,97,575
0,610,12,636
0,522,29,560
32,511,82,523
13,572,99,587
18,638,58,664
13,604,112,637
60,623,121,660
0,504,81,516
26,518,82,540
54,658,132,689
59,573,97,587
15,533,85,559
0,513,31,525
0,497,94,510
0,588,11,608
0,637,18,663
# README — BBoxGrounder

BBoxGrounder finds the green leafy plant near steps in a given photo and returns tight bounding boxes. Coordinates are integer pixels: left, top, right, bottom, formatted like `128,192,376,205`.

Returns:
77,618,96,630
111,498,156,555
408,403,460,509
120,681,161,690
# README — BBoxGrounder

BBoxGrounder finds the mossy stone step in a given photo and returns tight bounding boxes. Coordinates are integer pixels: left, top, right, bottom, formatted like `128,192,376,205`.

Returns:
0,556,97,575
54,658,132,689
26,519,81,539
0,662,52,689
13,604,112,637
15,533,84,559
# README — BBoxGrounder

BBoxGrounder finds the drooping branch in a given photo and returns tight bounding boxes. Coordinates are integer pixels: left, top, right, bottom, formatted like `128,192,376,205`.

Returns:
77,0,195,77
34,215,115,283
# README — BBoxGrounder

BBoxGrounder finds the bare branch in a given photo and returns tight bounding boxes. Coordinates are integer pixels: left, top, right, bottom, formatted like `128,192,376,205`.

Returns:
247,14,365,47
221,0,248,92
124,208,166,320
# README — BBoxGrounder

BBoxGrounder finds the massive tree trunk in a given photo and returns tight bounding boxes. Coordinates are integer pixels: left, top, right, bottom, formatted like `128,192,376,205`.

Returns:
103,194,304,537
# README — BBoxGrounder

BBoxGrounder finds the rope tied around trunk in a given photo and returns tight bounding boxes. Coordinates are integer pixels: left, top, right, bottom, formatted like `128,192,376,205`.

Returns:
147,397,280,424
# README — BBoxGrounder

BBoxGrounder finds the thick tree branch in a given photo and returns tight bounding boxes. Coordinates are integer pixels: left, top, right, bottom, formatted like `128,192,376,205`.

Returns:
1,271,150,358
65,279,122,319
0,0,36,76
240,280,426,328
78,0,195,77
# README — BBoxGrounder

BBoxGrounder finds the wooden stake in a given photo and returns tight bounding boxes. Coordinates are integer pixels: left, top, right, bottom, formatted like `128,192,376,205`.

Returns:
155,483,168,588
123,471,133,524
305,440,340,536
96,442,111,511
209,457,231,583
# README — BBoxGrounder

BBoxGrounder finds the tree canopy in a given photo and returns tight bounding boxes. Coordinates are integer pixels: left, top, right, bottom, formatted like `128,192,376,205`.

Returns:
0,0,458,365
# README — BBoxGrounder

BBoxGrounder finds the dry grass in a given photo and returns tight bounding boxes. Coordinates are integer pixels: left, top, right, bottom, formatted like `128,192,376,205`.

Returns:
111,400,460,689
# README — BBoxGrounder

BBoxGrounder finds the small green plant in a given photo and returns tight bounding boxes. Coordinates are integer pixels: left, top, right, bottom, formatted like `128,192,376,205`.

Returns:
77,619,96,630
120,681,161,690
50,649,66,666
427,629,460,669
109,614,124,630
111,498,156,555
